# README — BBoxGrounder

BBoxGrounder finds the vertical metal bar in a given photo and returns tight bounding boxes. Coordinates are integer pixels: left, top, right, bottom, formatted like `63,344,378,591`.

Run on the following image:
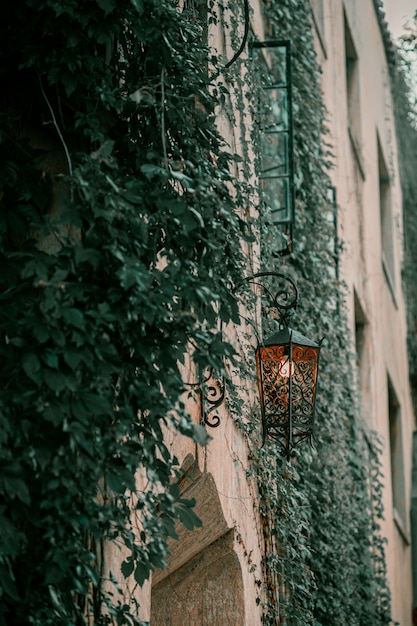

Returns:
287,332,293,459
286,40,294,250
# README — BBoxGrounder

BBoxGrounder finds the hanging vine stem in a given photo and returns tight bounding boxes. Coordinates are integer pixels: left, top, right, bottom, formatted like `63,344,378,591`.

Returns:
160,65,168,165
38,75,73,177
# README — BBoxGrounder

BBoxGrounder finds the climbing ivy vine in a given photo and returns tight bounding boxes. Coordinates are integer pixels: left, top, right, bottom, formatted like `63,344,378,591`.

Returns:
0,0,398,624
391,14,417,414
256,2,394,623
0,1,248,624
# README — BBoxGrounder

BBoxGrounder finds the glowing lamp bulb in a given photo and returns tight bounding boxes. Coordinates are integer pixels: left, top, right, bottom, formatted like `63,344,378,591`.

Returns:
279,358,294,378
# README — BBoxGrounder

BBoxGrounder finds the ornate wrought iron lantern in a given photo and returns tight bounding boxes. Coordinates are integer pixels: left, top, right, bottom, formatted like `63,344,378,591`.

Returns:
246,272,322,459
188,272,322,459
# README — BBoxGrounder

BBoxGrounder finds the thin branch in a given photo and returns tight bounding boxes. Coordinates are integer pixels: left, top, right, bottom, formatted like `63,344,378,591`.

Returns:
160,66,168,165
46,216,66,249
38,77,73,177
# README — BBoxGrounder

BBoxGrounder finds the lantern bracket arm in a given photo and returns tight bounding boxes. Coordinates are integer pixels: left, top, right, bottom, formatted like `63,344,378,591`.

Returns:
234,271,299,329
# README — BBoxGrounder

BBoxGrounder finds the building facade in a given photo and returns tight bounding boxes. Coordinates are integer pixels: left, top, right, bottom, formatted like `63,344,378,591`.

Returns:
1,1,415,624
118,1,416,624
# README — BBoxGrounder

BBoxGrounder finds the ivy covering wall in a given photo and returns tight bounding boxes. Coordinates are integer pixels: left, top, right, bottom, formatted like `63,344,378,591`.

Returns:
228,1,395,624
0,0,396,625
0,1,248,623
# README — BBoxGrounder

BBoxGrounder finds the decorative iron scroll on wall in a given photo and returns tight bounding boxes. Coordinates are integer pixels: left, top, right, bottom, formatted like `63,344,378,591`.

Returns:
184,366,225,429
199,368,225,428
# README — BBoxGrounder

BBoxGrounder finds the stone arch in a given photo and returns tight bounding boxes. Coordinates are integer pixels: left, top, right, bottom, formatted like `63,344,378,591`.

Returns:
150,454,245,625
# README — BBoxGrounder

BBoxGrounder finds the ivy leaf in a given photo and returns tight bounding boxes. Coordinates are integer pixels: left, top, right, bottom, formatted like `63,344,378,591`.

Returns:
41,348,59,370
189,422,210,445
44,370,68,392
1,476,31,505
0,561,19,600
118,266,139,289
33,321,50,344
133,562,150,586
160,514,179,540
63,351,81,371
140,164,168,181
121,558,134,578
95,0,116,16
44,403,67,426
75,247,102,270
175,500,202,532
80,392,111,415
130,0,144,15
63,308,85,329
22,352,41,383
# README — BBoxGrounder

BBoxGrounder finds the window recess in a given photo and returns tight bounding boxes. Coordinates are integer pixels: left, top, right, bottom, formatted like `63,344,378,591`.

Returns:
388,376,408,540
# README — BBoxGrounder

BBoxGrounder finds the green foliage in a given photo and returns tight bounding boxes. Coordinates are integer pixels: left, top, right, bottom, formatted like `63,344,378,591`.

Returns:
0,0,397,624
0,0,247,623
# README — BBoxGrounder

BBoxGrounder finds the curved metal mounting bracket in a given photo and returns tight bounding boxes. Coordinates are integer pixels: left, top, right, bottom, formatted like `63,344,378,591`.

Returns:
237,271,299,329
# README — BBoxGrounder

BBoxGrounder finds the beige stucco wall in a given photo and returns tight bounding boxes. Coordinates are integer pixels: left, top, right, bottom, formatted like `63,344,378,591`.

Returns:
315,1,415,623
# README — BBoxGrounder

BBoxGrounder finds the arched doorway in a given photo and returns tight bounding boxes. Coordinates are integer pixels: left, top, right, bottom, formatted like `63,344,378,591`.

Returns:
150,455,245,625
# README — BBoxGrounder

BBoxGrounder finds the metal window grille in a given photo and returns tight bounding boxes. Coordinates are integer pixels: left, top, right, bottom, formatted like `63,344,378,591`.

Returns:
251,40,294,255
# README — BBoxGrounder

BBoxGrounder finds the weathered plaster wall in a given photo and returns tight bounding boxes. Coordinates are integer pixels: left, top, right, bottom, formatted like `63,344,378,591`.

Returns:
315,1,415,623
152,531,244,626
154,389,264,625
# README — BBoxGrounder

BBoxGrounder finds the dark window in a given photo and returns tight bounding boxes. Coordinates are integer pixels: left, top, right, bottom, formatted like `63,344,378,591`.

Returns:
378,137,395,292
353,291,371,421
344,13,362,167
354,294,366,373
388,377,407,532
326,186,338,281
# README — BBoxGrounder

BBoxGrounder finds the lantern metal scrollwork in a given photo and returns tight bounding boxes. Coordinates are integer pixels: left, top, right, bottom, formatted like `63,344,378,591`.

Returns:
244,272,322,459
